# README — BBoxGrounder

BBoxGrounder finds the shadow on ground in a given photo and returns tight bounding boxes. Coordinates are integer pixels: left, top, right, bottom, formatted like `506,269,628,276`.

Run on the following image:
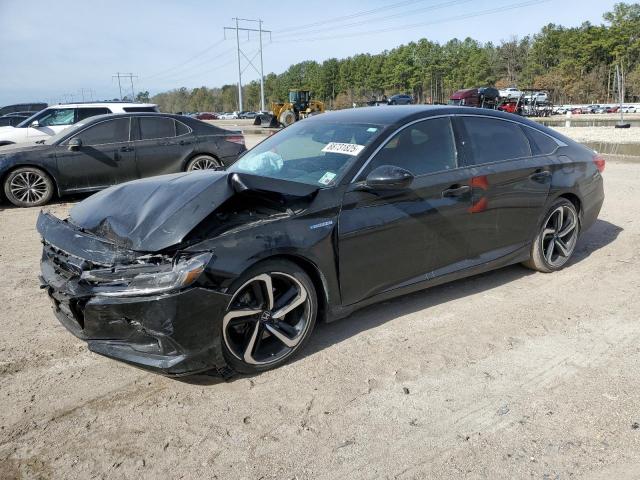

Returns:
183,218,622,385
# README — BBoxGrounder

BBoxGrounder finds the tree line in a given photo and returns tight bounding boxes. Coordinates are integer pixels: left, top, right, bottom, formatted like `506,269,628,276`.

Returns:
151,2,640,112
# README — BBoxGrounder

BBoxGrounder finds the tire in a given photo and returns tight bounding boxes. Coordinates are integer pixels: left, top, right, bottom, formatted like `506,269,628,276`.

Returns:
221,259,318,374
523,198,580,273
279,110,296,127
186,154,222,171
3,167,54,207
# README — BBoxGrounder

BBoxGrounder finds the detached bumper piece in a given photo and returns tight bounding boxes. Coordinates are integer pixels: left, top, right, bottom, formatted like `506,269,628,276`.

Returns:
37,211,232,376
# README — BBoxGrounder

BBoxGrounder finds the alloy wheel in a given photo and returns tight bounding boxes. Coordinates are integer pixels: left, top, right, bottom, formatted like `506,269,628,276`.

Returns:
540,204,579,268
10,171,49,205
189,156,221,170
223,272,311,366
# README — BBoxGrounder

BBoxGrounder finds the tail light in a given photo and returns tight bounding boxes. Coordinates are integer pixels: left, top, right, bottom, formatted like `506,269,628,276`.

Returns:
226,135,245,145
593,153,605,173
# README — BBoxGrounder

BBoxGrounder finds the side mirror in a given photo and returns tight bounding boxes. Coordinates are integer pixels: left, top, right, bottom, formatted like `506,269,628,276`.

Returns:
364,165,414,190
30,120,40,128
67,138,82,151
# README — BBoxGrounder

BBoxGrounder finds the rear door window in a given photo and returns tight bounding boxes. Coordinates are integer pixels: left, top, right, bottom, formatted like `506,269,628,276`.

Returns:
76,108,111,121
364,117,458,177
72,118,130,145
461,116,531,165
139,117,176,139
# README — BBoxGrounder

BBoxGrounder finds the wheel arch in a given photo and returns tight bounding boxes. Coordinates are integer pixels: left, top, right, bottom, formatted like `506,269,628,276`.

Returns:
1,163,61,197
243,253,331,323
183,151,221,171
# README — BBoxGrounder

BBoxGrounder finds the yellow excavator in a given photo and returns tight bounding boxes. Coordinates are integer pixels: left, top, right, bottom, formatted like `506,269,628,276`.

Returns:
254,90,325,127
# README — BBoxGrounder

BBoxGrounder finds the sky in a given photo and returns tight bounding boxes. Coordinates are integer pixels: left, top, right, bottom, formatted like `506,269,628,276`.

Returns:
0,0,623,105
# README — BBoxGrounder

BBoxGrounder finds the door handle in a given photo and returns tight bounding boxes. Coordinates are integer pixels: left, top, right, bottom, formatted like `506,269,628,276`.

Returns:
120,146,133,152
442,185,471,198
530,170,551,182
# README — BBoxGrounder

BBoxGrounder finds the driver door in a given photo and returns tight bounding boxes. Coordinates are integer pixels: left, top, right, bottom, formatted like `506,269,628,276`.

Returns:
338,116,474,306
55,117,138,192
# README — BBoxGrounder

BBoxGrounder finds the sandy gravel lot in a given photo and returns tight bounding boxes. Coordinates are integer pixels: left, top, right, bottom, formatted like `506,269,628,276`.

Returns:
1,150,640,478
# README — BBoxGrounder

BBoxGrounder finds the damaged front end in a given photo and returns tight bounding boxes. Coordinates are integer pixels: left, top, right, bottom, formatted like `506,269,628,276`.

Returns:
36,170,320,376
38,212,232,376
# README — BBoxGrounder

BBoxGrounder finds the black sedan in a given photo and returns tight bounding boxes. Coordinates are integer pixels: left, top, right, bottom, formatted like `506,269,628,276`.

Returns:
1,112,245,207
37,106,604,376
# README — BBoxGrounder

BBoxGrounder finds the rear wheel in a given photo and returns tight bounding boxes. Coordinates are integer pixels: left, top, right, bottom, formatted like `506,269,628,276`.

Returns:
3,167,54,207
221,260,317,374
186,155,222,171
523,198,579,272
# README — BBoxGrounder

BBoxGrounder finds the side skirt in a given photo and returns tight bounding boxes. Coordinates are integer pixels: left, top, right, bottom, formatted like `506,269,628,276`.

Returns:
327,243,531,322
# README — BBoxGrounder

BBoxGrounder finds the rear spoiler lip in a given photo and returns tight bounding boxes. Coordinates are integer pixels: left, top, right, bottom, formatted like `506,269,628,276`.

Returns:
36,211,138,266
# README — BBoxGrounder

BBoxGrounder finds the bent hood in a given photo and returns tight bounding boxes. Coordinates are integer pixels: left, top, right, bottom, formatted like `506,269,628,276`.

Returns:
68,171,319,252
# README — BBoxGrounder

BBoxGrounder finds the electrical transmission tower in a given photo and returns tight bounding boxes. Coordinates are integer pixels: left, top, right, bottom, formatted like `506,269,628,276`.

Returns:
112,73,138,101
224,18,271,112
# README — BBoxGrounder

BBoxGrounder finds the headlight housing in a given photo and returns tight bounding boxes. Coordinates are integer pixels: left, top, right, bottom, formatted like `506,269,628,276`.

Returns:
81,252,213,297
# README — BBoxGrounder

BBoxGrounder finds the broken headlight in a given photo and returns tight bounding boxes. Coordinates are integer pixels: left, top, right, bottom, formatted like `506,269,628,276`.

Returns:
80,252,213,297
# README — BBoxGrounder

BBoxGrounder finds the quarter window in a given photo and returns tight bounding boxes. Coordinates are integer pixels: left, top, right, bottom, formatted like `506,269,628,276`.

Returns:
139,117,176,139
364,117,458,176
525,127,559,155
461,117,531,165
72,118,130,145
175,120,190,136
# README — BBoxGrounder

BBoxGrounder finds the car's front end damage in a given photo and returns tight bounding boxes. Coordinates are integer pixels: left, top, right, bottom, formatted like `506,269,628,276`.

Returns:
38,211,233,376
37,170,331,377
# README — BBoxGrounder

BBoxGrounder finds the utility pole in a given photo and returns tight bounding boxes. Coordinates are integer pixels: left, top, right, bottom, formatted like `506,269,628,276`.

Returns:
112,73,137,100
224,18,271,112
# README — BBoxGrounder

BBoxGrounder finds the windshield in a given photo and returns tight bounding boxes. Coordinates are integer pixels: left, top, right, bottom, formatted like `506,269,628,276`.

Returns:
228,120,383,187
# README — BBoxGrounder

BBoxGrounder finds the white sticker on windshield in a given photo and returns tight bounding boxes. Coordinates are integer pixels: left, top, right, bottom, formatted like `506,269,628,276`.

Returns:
321,142,365,156
318,172,337,185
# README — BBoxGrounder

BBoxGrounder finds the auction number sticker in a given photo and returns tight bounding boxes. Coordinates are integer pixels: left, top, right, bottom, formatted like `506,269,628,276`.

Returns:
321,142,365,156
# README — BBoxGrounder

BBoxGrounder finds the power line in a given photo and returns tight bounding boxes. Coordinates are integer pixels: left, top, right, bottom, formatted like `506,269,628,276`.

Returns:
272,0,551,44
273,0,474,40
142,38,227,80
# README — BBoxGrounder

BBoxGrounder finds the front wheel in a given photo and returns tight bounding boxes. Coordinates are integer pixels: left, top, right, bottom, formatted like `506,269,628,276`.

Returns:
221,260,317,374
523,198,580,273
3,167,54,207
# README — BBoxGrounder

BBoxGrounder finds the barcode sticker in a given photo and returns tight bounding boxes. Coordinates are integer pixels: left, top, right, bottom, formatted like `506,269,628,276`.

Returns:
321,142,365,156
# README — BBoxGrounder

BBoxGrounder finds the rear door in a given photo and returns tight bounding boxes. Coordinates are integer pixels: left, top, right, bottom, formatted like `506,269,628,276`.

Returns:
54,117,138,192
132,116,190,177
456,115,553,259
338,116,474,305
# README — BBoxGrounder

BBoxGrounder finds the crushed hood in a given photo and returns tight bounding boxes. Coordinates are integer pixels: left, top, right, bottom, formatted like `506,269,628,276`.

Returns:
68,171,319,252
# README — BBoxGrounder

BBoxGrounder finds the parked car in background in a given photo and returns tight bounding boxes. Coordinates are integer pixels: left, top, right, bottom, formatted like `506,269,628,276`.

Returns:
388,94,413,105
36,106,604,375
621,105,638,113
0,112,37,127
196,112,218,120
219,112,239,119
449,88,499,108
499,87,523,99
581,105,600,114
0,102,159,146
0,113,245,207
524,92,548,103
0,102,47,116
239,111,257,119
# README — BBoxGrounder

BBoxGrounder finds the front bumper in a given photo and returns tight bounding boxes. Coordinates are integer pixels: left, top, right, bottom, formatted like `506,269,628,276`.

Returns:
37,212,232,376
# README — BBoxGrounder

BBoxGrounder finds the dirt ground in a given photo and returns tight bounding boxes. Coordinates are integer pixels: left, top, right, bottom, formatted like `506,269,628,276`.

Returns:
1,153,640,479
